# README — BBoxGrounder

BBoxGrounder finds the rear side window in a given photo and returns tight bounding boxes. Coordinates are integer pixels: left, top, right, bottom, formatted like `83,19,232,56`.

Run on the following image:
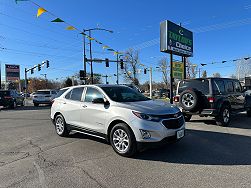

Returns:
178,79,209,95
225,81,234,93
212,80,225,94
65,87,84,101
234,81,242,92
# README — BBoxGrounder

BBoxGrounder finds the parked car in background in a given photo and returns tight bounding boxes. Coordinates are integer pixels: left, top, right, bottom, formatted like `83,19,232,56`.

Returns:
174,78,251,126
33,89,57,106
51,85,185,157
0,90,24,109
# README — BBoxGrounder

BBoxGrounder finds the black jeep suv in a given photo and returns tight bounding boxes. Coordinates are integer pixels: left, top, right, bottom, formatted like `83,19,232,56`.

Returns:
174,78,251,126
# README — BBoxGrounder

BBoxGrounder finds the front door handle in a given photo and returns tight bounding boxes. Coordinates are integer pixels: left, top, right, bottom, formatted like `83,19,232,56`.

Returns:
82,105,87,108
62,102,66,104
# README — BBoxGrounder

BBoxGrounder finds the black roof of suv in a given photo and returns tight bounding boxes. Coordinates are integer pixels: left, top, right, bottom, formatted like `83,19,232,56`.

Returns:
174,78,251,126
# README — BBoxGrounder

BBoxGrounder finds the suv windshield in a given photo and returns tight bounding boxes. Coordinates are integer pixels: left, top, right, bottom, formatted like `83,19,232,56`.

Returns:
178,79,209,95
101,86,150,102
37,91,50,95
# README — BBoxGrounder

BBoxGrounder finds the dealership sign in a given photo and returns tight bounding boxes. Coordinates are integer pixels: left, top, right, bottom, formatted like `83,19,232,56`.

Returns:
160,20,193,57
5,64,20,82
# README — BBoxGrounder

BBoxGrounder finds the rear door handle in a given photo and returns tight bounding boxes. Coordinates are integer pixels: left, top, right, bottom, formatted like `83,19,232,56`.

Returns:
82,105,87,108
62,102,66,104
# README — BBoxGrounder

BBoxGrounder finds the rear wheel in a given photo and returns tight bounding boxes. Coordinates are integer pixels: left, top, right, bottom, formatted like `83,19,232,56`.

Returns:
54,114,69,137
216,105,231,126
110,123,137,157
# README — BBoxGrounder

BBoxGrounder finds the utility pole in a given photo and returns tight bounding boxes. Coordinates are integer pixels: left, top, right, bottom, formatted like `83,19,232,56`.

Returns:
89,30,94,84
83,29,87,85
116,52,119,84
24,68,28,99
149,67,153,99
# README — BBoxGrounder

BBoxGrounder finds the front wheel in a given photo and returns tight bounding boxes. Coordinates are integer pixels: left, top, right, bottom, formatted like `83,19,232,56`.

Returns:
216,105,231,126
54,114,70,137
110,123,137,157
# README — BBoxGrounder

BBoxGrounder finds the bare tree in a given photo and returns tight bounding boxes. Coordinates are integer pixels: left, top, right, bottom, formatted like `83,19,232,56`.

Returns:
158,58,169,89
201,70,207,78
213,72,221,78
123,48,140,86
186,58,197,79
235,58,251,80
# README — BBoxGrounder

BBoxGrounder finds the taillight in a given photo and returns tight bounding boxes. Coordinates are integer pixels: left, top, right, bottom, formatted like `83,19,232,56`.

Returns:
173,96,179,102
4,96,12,99
208,97,215,103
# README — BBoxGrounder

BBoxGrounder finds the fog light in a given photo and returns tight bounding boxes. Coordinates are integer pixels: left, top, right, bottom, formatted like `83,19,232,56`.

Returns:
140,129,151,139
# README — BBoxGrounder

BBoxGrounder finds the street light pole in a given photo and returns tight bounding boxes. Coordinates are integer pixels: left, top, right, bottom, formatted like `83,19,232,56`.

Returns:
116,53,119,84
149,67,153,99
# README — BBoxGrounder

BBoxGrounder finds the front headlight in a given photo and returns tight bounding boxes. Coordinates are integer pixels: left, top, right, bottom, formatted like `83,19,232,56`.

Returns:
132,111,161,122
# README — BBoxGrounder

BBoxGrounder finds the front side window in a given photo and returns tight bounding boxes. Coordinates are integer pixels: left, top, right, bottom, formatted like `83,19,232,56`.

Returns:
84,87,104,102
69,87,84,101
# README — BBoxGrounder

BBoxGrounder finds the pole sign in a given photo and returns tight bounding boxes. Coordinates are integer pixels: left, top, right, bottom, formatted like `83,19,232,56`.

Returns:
160,20,193,57
172,62,184,79
5,64,20,82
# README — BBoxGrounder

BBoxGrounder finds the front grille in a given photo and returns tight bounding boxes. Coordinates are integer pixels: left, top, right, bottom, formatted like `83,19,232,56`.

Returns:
162,116,184,129
151,111,182,119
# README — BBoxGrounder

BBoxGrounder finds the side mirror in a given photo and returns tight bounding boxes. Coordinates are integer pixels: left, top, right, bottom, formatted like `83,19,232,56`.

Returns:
92,98,105,104
92,98,110,105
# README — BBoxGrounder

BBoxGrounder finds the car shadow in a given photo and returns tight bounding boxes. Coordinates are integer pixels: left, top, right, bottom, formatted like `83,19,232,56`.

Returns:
135,129,251,165
189,113,251,129
67,132,109,145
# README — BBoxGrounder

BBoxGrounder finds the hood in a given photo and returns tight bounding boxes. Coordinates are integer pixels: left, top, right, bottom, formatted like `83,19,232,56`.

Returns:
115,99,180,115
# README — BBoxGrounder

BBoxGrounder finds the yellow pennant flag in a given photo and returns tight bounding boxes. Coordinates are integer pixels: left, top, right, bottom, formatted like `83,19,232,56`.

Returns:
37,7,47,17
66,26,76,30
87,37,95,40
102,45,109,49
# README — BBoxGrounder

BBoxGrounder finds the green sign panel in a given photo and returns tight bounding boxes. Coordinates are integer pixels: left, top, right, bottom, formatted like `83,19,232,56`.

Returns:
172,62,184,79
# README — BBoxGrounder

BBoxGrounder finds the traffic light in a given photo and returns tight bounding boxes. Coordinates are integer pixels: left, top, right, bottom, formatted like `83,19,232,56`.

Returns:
144,68,147,74
79,70,86,80
38,64,41,71
105,58,109,67
120,59,124,69
31,68,34,74
46,60,49,68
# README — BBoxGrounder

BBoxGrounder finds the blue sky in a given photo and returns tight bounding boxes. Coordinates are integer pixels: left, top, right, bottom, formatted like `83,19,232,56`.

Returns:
1,0,251,84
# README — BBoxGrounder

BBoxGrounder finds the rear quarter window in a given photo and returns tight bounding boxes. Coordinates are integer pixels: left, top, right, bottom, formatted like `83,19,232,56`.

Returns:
178,79,209,95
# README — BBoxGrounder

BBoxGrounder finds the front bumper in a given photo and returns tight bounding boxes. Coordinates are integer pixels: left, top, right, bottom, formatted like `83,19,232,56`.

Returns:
137,132,185,151
129,117,185,143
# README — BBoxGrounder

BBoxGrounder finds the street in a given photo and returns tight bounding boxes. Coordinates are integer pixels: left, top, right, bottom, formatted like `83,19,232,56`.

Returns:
0,106,251,188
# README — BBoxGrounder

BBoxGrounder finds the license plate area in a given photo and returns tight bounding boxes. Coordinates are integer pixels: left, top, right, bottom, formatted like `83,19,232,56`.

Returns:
177,129,184,139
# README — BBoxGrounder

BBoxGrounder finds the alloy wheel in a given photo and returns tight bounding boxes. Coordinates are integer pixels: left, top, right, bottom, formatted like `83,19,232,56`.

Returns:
182,93,194,107
112,129,129,153
55,117,64,135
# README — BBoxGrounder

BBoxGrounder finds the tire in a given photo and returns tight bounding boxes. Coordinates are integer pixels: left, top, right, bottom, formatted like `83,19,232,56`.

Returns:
34,103,39,107
110,123,137,157
10,101,17,109
54,114,70,137
184,114,192,122
216,105,231,126
179,90,200,112
247,109,251,117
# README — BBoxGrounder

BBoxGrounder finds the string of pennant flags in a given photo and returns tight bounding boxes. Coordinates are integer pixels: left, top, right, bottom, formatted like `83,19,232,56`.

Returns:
14,0,123,56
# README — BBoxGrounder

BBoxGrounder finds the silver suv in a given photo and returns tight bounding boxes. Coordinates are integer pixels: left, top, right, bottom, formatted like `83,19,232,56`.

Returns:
51,85,185,157
33,89,57,106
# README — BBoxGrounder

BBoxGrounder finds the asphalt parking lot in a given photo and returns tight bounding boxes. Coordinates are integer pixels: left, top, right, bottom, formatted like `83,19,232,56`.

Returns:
0,105,251,188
